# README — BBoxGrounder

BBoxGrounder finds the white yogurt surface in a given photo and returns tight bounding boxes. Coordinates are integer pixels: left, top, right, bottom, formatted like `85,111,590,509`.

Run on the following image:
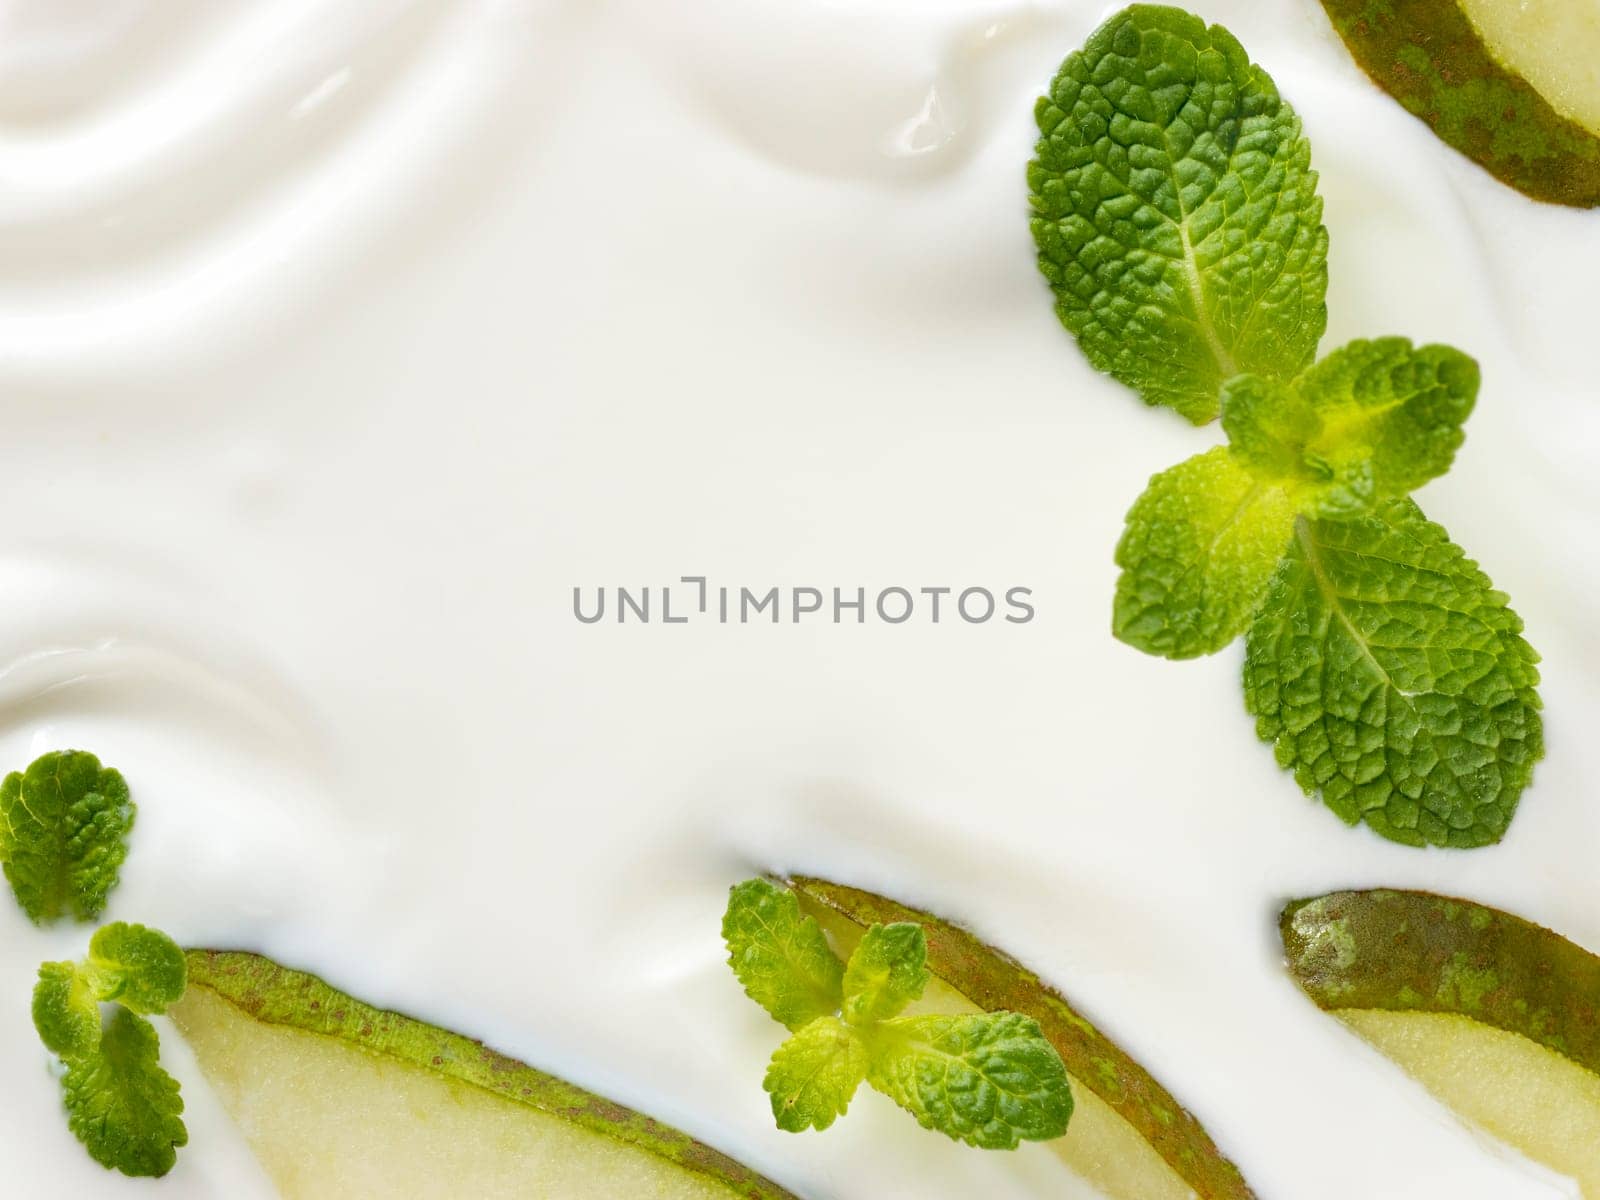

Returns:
1,1,1597,1197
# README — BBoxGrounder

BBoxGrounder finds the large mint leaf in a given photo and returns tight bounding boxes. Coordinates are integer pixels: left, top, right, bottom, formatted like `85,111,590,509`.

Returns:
1244,501,1542,847
1029,5,1327,422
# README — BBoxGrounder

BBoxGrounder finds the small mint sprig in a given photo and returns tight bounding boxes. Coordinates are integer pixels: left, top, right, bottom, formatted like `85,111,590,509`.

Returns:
722,878,1074,1149
33,922,189,1178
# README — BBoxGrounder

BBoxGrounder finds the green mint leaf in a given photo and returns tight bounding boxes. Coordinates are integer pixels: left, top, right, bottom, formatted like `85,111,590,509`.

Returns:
33,962,101,1060
1029,4,1327,423
841,923,929,1025
1115,341,1482,661
84,923,188,1015
1114,446,1299,658
61,1007,187,1178
762,1016,869,1133
1244,500,1543,847
866,1012,1074,1149
0,750,133,924
723,878,844,1031
1222,338,1478,516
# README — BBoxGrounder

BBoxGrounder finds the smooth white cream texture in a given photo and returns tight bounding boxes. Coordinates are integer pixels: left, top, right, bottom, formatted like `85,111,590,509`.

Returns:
0,1,1596,1196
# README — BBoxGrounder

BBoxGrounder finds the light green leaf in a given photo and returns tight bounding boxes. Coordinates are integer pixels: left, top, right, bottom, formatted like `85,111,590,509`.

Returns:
762,1016,869,1133
1114,446,1299,658
62,1008,187,1178
1029,4,1327,422
842,923,929,1026
0,750,133,924
1244,500,1542,847
33,961,101,1060
1222,338,1478,516
85,923,188,1015
723,878,844,1031
866,1012,1074,1149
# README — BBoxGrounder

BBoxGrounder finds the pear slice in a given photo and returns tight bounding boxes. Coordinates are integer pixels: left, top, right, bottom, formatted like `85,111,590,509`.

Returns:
1282,889,1600,1194
1457,0,1600,137
788,876,1257,1200
1318,0,1600,205
171,950,798,1200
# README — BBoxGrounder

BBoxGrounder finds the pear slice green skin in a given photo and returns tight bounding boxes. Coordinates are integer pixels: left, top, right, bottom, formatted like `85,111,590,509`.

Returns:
1318,0,1600,206
788,877,1257,1200
1283,890,1600,1193
176,950,799,1200
1281,889,1600,1067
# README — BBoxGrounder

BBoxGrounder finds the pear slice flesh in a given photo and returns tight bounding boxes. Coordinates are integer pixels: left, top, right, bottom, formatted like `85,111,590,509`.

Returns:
789,876,1257,1200
1341,1010,1600,1194
1457,0,1600,136
1283,889,1600,1195
171,951,797,1200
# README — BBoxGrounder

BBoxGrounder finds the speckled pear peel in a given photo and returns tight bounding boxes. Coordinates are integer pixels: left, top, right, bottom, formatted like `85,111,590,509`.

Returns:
1283,889,1600,1191
1318,0,1600,206
1282,889,1600,1068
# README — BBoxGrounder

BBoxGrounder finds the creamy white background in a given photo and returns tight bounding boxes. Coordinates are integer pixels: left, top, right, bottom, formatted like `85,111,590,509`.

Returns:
0,1,1596,1196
